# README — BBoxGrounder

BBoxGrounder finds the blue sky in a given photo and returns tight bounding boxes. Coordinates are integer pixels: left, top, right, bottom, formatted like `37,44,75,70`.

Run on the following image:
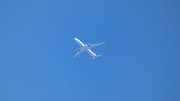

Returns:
0,0,180,101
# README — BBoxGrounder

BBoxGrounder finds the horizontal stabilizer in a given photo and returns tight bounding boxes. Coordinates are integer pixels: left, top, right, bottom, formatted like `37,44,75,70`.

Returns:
92,55,102,60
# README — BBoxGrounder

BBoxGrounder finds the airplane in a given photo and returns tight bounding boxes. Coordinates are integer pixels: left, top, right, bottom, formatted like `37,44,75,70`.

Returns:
74,38,105,60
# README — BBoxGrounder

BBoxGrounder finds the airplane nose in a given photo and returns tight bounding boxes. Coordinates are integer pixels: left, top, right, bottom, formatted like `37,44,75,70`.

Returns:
74,38,78,40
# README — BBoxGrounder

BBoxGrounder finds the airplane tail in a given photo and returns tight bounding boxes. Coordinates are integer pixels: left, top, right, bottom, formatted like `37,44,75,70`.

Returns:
92,55,102,60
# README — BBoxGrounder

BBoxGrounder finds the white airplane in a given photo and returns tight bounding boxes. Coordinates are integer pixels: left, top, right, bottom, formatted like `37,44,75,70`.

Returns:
74,38,105,60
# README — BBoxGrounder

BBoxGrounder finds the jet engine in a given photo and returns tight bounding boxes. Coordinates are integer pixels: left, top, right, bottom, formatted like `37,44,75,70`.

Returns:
76,48,80,51
87,43,90,47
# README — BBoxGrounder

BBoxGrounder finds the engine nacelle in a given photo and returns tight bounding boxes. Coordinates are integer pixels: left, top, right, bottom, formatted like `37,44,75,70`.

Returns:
76,48,80,51
87,43,90,47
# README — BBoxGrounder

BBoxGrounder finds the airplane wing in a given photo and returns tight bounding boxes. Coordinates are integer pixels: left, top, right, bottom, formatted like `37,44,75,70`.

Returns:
74,51,83,57
87,42,105,48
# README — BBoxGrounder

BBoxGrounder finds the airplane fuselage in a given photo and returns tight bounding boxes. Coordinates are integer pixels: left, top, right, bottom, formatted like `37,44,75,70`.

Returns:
74,38,85,47
74,38,97,57
74,38,104,60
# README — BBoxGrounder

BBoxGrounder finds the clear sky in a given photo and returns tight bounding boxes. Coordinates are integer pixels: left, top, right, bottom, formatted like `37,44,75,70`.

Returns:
0,0,180,101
